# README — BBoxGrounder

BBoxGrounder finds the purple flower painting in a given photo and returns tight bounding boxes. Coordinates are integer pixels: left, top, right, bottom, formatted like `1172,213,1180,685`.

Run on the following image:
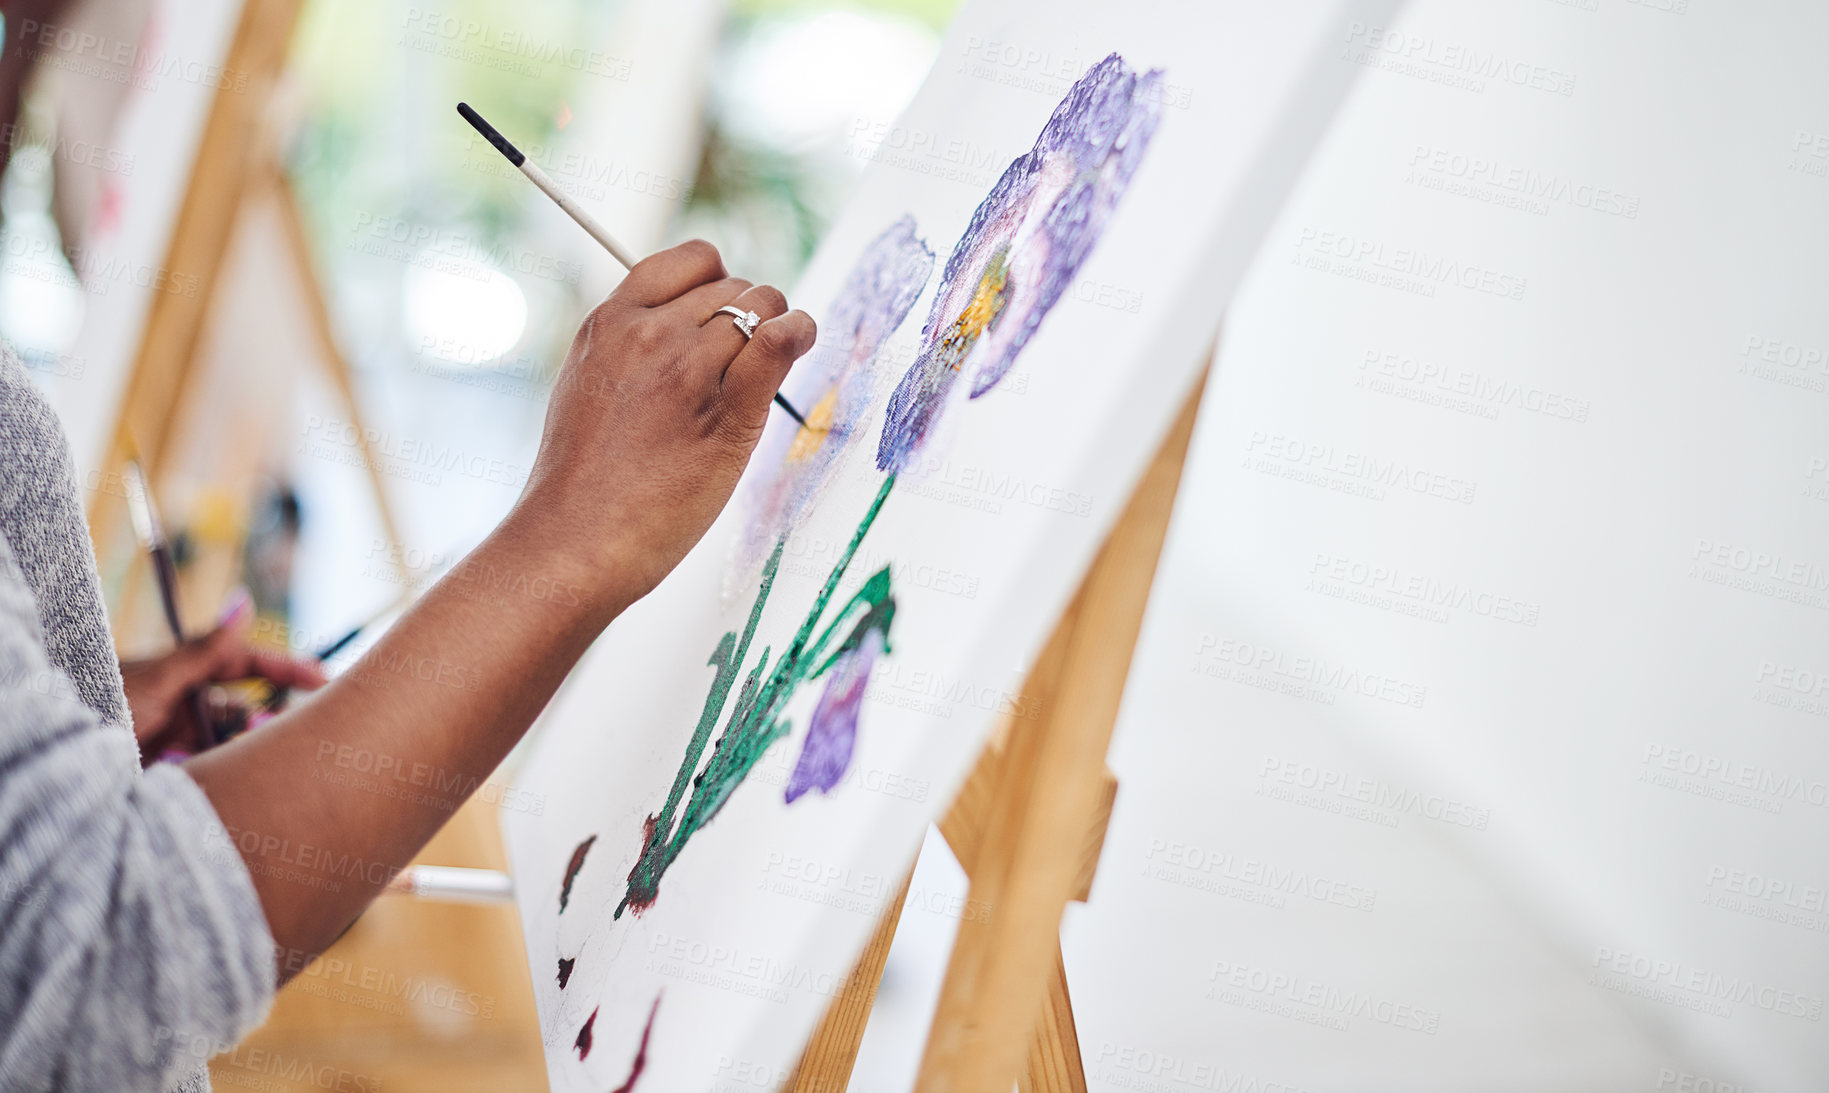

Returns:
732,217,934,580
785,599,893,803
877,54,1164,473
623,50,1171,923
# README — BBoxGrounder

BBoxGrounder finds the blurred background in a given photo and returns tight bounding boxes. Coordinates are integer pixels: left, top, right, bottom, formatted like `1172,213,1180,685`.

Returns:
0,0,960,1086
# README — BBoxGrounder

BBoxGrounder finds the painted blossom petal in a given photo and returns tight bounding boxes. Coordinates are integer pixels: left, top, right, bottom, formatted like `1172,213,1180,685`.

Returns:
876,54,1164,473
784,626,886,803
733,217,933,583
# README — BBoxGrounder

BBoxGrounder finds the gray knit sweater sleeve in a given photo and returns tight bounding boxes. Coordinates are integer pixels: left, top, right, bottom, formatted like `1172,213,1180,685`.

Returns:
0,347,276,1092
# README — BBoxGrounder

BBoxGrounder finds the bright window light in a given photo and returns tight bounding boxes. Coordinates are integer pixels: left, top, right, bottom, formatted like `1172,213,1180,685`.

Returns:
401,256,528,367
717,11,939,155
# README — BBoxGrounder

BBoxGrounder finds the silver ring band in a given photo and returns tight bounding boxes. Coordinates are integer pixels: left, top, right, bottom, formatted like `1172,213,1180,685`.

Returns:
714,304,761,339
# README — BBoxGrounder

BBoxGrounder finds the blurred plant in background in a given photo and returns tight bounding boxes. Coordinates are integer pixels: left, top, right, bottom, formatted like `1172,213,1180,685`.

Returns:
287,0,611,382
284,0,955,379
688,0,951,284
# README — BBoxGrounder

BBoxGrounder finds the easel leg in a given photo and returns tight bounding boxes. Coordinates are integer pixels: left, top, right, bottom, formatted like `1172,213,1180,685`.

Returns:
268,172,415,588
95,0,307,639
913,374,1204,1093
911,591,1095,1090
786,872,914,1093
1021,944,1088,1093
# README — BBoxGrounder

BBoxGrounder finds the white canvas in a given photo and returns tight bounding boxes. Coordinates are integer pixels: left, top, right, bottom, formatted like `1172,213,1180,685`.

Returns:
1065,2,1829,1090
503,0,1400,1087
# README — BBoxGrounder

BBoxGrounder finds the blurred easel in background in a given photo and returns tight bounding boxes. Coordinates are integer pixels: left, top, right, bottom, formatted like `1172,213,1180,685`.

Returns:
85,0,407,647
28,1,547,1087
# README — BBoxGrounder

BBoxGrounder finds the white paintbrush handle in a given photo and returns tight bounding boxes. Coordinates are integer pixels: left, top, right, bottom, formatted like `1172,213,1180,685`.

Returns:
387,865,515,904
519,160,639,270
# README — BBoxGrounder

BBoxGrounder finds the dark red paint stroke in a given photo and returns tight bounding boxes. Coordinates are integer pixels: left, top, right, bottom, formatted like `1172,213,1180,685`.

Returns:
620,815,660,917
556,956,576,989
609,994,662,1093
560,834,597,913
574,1007,597,1059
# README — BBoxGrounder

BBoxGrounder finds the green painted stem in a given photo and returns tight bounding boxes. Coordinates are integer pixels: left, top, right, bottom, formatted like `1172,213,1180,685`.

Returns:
617,474,898,917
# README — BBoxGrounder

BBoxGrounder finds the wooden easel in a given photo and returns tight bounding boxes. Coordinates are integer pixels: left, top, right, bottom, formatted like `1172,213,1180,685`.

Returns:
93,0,411,637
791,370,1206,1092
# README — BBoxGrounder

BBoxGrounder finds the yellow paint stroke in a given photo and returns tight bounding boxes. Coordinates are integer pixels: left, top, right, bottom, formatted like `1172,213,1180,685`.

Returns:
788,386,839,461
942,246,1011,372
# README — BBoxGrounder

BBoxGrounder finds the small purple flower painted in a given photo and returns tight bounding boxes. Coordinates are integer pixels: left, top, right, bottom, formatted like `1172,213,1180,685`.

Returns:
785,604,892,803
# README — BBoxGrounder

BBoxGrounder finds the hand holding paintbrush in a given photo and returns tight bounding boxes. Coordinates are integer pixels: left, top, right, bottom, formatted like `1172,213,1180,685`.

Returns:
457,102,810,428
118,463,327,758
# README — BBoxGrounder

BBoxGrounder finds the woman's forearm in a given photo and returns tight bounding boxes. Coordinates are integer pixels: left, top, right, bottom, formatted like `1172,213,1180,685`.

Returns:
183,511,629,967
184,238,815,976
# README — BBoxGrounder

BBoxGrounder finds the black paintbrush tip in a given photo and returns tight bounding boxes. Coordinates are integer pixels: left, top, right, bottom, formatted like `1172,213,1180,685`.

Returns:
457,102,524,167
315,623,365,662
773,393,807,427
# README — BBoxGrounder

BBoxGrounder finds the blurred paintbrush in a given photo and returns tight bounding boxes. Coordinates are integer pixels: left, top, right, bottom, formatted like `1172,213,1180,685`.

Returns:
122,458,219,750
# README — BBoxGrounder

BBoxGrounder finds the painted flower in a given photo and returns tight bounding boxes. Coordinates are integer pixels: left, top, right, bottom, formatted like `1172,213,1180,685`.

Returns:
876,54,1164,473
785,598,893,803
732,216,934,583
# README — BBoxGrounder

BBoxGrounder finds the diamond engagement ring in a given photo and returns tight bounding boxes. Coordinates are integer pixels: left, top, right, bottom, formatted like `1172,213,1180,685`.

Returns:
714,304,762,339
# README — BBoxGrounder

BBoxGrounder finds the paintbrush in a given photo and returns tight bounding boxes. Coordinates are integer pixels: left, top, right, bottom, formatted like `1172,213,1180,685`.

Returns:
122,460,219,750
314,621,368,660
256,545,459,716
385,865,515,904
254,606,393,716
456,101,808,428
